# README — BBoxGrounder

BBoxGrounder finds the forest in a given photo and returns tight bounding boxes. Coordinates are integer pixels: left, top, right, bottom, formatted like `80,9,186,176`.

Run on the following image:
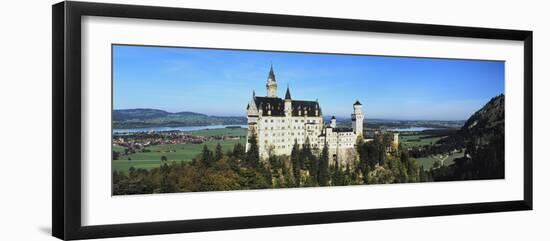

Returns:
112,95,505,195
112,132,433,195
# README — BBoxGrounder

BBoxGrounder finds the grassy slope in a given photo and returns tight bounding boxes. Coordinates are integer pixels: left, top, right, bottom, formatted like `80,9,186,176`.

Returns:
415,150,465,170
400,134,464,170
400,134,445,148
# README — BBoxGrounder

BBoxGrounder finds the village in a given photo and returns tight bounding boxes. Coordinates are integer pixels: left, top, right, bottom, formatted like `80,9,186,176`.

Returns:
112,129,243,160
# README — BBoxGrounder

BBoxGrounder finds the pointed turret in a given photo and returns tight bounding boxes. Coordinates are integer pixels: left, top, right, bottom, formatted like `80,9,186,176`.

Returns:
284,85,292,117
268,64,275,81
285,85,292,100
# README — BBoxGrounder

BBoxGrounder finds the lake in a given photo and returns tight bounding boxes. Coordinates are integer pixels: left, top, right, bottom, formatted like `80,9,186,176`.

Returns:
113,125,248,133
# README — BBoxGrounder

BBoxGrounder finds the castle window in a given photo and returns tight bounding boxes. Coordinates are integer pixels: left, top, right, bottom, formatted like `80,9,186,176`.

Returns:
265,120,268,123
271,119,274,123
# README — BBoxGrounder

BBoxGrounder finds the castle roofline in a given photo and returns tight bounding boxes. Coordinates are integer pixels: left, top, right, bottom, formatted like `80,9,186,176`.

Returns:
253,96,320,117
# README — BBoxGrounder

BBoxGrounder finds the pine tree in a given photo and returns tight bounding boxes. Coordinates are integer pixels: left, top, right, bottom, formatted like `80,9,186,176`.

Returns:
331,159,342,186
301,137,313,170
318,142,330,186
232,142,246,160
282,164,294,187
201,145,214,168
362,164,371,184
246,130,260,168
291,139,301,187
159,163,176,193
214,143,223,161
309,152,319,186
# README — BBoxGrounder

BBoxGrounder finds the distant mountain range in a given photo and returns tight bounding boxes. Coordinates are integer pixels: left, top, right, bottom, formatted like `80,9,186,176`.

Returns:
113,109,247,128
113,108,466,129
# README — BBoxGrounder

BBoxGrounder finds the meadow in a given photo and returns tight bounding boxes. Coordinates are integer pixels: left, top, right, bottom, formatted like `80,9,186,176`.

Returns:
414,150,465,170
399,133,464,170
399,134,445,148
112,128,246,172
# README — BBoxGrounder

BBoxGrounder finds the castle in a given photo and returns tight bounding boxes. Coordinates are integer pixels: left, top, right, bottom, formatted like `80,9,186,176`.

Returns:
245,66,364,165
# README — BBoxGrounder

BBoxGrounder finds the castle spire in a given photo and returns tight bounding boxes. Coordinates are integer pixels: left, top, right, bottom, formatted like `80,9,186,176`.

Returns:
268,64,275,81
266,64,277,97
285,85,292,100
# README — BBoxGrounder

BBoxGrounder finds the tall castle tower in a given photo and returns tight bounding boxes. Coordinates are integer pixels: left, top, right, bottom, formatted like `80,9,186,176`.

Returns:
266,65,277,97
352,100,364,136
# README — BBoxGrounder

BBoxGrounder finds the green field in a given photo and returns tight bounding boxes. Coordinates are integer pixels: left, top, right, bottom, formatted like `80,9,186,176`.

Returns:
400,134,445,148
112,128,246,172
188,128,246,137
400,133,465,170
415,150,465,170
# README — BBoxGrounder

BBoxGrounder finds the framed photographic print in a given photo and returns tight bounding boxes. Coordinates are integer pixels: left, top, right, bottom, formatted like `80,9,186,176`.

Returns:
52,1,533,240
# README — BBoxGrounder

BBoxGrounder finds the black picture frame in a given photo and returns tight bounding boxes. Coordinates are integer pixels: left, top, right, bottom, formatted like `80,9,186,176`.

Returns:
52,1,533,240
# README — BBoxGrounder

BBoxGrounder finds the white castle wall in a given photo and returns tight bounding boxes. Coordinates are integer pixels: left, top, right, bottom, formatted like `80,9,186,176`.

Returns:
245,67,364,166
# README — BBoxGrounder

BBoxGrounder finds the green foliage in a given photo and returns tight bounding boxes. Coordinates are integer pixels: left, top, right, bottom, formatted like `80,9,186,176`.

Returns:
301,137,317,186
318,143,330,186
367,165,395,184
112,117,499,194
160,163,177,193
232,142,246,160
291,140,301,187
214,143,223,162
245,130,260,168
200,145,214,168
112,151,120,160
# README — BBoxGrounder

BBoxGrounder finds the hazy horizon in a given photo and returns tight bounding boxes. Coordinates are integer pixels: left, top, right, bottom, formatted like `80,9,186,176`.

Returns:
112,107,472,122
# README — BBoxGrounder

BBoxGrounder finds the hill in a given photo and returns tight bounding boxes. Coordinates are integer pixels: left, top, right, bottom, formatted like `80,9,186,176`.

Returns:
113,109,247,128
460,94,505,145
432,94,505,180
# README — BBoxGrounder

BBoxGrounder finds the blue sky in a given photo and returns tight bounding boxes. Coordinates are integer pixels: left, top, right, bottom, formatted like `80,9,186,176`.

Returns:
113,45,504,120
